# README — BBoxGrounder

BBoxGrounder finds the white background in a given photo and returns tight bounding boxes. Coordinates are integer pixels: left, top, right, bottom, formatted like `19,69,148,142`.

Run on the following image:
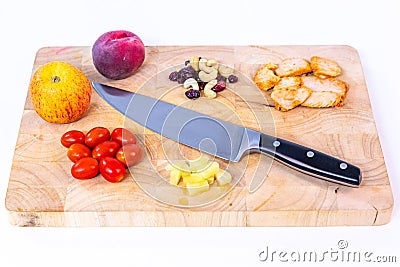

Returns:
1,0,399,266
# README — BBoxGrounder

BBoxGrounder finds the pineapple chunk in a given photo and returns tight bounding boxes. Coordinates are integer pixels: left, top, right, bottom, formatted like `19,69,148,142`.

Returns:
186,180,210,196
198,161,219,180
166,161,190,185
215,169,232,186
183,173,205,184
181,171,190,178
169,168,182,185
167,158,232,195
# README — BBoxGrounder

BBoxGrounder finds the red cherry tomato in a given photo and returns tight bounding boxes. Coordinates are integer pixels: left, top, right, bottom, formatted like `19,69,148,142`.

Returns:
67,143,92,163
61,130,85,148
116,144,143,167
92,140,121,160
71,157,99,180
99,157,126,183
111,128,137,146
85,127,111,148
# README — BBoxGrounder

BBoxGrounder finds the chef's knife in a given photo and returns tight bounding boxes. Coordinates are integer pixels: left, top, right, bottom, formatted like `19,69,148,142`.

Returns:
92,82,361,187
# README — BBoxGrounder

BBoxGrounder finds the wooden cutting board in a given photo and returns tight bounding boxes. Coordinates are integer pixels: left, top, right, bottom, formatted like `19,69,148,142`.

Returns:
5,45,393,226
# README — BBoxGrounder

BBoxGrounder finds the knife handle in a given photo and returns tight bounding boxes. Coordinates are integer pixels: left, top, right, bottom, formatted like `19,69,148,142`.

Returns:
257,133,362,187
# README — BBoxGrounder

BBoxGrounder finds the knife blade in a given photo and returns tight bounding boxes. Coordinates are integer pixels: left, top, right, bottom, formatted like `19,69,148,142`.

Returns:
92,82,361,187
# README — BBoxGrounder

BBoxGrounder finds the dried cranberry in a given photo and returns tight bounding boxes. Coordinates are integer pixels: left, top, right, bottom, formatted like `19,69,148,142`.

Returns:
169,71,179,81
185,89,200,99
212,81,226,92
216,74,227,82
198,81,207,90
228,75,238,83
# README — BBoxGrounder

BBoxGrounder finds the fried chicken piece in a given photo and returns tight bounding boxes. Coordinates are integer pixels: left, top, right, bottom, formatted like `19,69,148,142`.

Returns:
301,91,342,108
275,58,312,77
254,63,280,91
310,56,341,78
301,76,348,107
302,76,348,98
271,87,311,111
274,76,302,90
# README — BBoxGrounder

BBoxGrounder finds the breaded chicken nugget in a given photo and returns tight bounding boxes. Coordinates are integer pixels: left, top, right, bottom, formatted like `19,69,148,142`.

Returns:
254,64,280,91
310,56,341,78
274,76,302,90
301,91,342,108
301,76,348,107
302,76,348,98
271,87,311,111
275,58,312,77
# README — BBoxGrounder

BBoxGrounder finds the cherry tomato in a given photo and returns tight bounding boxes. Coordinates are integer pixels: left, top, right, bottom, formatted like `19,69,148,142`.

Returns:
92,140,121,160
116,144,143,167
61,130,85,148
85,127,111,148
111,128,137,146
67,143,92,163
71,157,99,180
99,157,126,183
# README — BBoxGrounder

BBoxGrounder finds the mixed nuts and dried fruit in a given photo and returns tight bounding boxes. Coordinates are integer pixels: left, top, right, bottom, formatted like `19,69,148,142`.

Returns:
61,127,142,182
169,56,239,99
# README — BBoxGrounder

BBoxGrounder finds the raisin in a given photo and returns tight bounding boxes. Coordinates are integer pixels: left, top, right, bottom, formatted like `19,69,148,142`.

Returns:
198,81,207,90
177,76,186,84
181,66,195,75
169,71,179,81
228,75,238,83
179,66,196,80
185,89,200,99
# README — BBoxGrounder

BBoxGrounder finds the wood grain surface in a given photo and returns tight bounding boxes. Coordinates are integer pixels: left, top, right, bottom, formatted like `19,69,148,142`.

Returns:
5,46,393,226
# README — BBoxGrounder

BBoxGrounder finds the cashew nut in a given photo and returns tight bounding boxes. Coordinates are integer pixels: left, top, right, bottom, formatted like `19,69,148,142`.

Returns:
183,78,199,91
199,68,218,82
204,89,217,99
218,65,234,78
204,79,217,91
199,58,217,73
206,59,218,68
203,79,218,99
189,56,200,71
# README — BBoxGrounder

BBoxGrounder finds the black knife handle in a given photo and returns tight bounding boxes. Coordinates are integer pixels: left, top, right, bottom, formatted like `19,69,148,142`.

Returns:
258,133,362,187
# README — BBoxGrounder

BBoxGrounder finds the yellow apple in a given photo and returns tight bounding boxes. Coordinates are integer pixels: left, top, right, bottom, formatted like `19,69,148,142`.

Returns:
29,61,91,123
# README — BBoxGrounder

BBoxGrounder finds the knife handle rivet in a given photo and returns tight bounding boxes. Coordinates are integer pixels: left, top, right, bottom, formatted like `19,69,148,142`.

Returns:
273,140,280,147
306,151,315,158
339,163,348,170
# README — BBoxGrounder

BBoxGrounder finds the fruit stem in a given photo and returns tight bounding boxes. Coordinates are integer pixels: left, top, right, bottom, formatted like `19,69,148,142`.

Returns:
51,76,61,83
